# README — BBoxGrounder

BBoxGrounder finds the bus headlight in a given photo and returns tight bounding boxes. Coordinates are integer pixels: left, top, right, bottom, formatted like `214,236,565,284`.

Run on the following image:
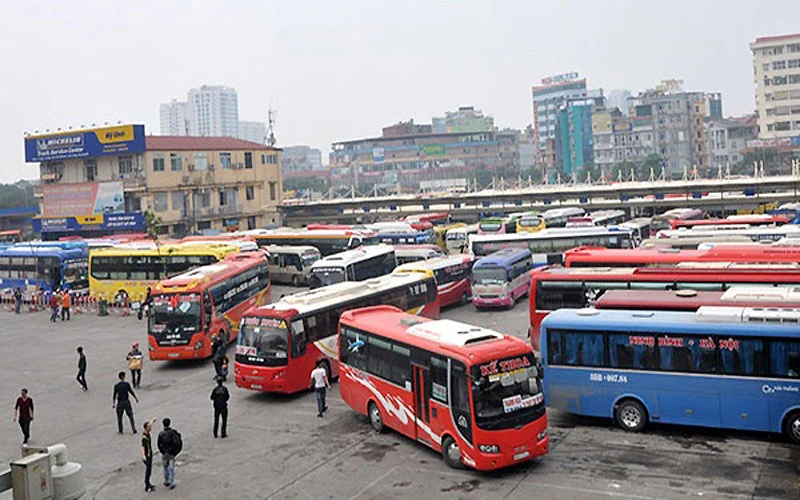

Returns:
537,430,548,441
478,444,500,454
194,340,203,350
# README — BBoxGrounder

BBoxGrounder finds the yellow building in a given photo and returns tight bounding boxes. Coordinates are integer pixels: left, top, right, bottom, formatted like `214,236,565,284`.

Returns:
29,125,282,237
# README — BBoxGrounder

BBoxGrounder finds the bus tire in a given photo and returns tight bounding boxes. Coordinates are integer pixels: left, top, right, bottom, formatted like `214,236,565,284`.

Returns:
441,436,464,469
368,401,385,433
507,295,516,310
460,292,469,305
784,411,800,444
615,399,647,432
291,275,300,287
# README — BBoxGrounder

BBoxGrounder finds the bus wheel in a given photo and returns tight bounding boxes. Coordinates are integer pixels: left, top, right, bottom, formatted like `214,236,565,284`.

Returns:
507,295,516,310
291,275,300,287
441,436,464,469
784,411,800,443
368,401,385,433
460,292,469,305
615,399,647,432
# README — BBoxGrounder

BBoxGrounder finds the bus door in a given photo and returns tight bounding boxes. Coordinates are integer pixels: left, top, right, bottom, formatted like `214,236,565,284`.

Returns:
412,364,432,445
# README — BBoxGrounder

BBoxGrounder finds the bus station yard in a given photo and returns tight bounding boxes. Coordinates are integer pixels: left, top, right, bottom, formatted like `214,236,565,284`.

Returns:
1,286,797,500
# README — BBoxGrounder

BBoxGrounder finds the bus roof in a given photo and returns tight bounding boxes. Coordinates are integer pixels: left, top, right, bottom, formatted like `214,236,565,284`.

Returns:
474,248,530,268
542,307,800,337
531,264,800,283
594,287,800,311
310,245,393,269
257,228,376,238
0,246,85,258
394,254,473,273
565,245,800,267
264,245,320,255
154,252,265,292
340,305,532,365
656,225,800,239
471,226,630,244
89,242,240,257
246,272,432,317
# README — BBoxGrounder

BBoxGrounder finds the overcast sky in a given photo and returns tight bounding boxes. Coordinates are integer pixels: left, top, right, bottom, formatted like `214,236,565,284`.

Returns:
2,1,799,183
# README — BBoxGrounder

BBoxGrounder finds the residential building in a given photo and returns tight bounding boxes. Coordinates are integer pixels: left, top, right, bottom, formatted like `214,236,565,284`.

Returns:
187,85,239,137
751,33,800,139
705,115,758,171
707,93,723,118
532,73,587,178
432,106,495,133
238,120,266,144
555,96,604,178
26,125,281,238
606,90,632,116
519,125,537,173
591,109,617,170
611,115,656,167
282,145,326,184
159,100,189,136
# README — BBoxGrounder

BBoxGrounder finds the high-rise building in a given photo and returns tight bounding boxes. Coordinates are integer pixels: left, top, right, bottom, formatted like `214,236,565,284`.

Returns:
606,90,632,115
751,33,800,139
555,96,604,178
532,73,587,178
187,85,239,137
237,121,266,144
159,100,189,136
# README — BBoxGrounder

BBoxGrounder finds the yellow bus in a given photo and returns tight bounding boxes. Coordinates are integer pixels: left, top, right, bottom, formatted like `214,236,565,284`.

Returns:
516,211,546,233
88,243,242,302
433,223,466,251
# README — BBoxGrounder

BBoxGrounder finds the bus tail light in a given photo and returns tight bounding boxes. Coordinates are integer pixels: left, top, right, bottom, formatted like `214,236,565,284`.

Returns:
478,444,500,454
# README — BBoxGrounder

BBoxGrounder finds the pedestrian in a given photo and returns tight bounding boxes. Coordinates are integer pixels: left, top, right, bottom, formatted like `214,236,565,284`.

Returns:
61,291,71,321
112,371,138,434
13,388,34,444
141,417,157,493
76,346,88,391
13,287,22,314
210,377,229,438
157,418,182,489
211,335,225,379
49,291,59,322
138,286,152,321
127,342,143,388
309,360,331,418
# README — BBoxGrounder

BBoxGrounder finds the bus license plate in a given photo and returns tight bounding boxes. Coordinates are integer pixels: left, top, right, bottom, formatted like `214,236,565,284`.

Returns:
251,384,262,389
168,353,179,358
513,451,530,461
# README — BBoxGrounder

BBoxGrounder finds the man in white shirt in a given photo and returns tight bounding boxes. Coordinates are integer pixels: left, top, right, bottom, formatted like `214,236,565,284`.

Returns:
310,360,331,418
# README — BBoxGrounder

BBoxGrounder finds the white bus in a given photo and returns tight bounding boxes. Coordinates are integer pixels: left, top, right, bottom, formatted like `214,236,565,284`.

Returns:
619,217,652,246
468,226,635,266
656,225,800,242
393,244,444,265
445,224,478,254
307,245,396,289
264,245,321,286
542,207,585,228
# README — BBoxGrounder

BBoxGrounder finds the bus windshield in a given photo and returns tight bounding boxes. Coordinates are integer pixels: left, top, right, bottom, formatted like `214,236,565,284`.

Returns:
150,294,202,335
471,354,543,430
237,317,289,365
519,216,543,228
308,267,346,288
473,266,507,285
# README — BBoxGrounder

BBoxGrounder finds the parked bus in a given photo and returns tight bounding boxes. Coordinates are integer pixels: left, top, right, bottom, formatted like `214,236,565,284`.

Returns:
641,234,758,250
541,306,800,442
0,230,22,244
394,244,444,266
307,245,396,289
516,212,546,233
589,210,626,226
376,230,435,245
594,286,800,312
478,217,516,235
253,228,379,256
669,214,788,230
468,226,635,265
148,252,271,361
403,212,451,227
651,208,706,233
656,225,800,242
433,223,466,251
619,218,652,246
0,246,88,291
472,249,532,309
564,245,800,268
89,243,241,302
541,207,585,228
235,272,439,393
393,254,474,308
528,264,800,349
445,224,478,254
264,245,321,286
338,305,549,470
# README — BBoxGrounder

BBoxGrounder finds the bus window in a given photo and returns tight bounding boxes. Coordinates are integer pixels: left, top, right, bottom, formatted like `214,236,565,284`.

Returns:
608,333,657,370
563,331,604,367
719,338,766,376
770,340,800,378
291,319,307,357
450,360,472,444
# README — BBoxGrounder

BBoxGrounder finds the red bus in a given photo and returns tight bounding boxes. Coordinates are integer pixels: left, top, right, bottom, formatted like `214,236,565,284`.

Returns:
403,212,451,227
564,245,800,268
594,286,800,312
393,255,474,308
528,264,800,350
0,229,22,244
235,272,439,394
651,208,705,232
669,214,788,230
148,252,271,360
339,305,548,470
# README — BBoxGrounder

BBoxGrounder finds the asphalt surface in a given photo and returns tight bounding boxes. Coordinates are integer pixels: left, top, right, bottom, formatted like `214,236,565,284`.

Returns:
1,285,798,500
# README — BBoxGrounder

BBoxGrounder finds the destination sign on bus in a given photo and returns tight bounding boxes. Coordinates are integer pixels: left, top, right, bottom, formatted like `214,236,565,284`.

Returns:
479,356,531,379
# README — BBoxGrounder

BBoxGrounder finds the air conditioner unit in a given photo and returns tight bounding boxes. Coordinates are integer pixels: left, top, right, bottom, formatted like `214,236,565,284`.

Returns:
209,164,215,171
188,164,195,171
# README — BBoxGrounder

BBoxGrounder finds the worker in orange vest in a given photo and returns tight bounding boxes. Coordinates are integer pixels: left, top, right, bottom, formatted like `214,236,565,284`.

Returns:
61,291,72,321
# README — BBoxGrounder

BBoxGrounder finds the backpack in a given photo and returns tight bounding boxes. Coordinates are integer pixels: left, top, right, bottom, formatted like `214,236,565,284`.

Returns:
171,429,183,456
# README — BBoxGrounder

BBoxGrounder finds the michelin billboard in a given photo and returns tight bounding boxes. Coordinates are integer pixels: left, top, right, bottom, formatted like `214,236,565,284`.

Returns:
25,124,145,162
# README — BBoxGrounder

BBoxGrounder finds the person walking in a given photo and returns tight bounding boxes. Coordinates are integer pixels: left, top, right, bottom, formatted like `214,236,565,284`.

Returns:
61,291,71,321
13,388,34,444
141,417,157,493
127,343,143,388
76,346,88,391
210,377,229,438
14,287,22,314
112,371,138,434
211,335,225,379
49,291,59,322
157,418,182,489
310,360,331,418
138,286,152,321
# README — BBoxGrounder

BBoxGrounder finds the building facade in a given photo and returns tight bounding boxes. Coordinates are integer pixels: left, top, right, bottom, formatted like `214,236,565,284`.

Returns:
606,90,632,116
187,85,239,138
432,106,495,133
237,120,266,144
159,100,189,136
532,74,587,178
555,97,603,178
705,115,758,172
751,33,800,139
282,145,324,178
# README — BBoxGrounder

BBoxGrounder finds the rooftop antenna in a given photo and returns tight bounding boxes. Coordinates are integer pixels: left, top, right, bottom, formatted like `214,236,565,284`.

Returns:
265,108,277,147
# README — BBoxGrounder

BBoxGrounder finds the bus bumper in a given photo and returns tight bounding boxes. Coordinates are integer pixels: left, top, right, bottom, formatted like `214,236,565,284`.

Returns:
234,364,292,393
472,296,512,308
469,426,549,471
148,335,212,360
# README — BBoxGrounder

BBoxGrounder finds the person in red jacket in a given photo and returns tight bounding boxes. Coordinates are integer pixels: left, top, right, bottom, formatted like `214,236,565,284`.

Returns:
49,292,59,323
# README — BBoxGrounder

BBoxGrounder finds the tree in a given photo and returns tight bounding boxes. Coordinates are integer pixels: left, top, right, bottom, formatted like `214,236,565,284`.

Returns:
0,182,37,209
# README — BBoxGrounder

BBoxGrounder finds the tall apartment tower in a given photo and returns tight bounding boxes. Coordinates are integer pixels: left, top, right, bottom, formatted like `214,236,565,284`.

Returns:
159,100,189,136
532,74,587,179
751,33,800,139
187,85,240,137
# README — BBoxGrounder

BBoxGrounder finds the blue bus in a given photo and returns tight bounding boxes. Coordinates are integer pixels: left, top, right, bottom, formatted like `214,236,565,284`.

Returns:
376,231,435,245
471,248,532,309
0,246,89,291
541,306,800,442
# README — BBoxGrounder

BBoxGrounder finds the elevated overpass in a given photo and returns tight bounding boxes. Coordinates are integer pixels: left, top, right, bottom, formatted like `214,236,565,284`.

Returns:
280,175,800,226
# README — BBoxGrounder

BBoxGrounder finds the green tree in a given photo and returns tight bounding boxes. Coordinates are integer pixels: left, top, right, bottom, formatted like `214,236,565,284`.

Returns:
0,182,37,209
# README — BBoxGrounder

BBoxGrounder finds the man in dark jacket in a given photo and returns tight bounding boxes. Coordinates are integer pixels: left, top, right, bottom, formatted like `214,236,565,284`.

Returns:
211,335,225,379
76,346,88,391
112,371,138,433
157,418,180,489
210,377,230,438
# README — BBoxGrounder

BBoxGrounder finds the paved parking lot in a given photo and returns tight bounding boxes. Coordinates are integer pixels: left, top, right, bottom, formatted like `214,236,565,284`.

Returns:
1,286,798,499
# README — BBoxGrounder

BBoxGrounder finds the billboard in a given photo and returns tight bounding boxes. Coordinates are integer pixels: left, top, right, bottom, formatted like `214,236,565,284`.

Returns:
33,212,145,234
25,124,145,162
42,181,124,217
419,144,446,157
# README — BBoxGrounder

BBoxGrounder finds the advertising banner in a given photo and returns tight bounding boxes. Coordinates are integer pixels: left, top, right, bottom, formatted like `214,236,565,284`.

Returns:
419,144,446,157
25,124,146,162
42,181,124,217
33,212,145,234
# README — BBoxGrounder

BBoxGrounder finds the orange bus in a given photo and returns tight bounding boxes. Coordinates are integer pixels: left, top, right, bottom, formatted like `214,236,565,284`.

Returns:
148,252,271,360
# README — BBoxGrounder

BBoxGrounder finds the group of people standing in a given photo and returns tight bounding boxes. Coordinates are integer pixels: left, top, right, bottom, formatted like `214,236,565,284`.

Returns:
48,289,72,322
